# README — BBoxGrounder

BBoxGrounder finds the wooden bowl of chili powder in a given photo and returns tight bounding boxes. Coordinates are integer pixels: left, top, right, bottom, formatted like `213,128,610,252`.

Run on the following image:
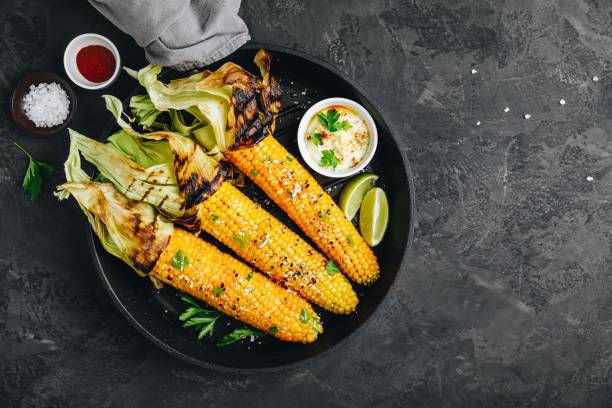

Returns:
63,33,120,90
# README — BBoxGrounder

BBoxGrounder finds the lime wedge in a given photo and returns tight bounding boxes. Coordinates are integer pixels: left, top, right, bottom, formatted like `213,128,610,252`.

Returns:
338,173,379,220
359,187,389,247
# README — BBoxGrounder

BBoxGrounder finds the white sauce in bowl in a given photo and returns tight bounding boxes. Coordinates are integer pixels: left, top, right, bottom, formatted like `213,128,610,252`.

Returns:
305,106,370,172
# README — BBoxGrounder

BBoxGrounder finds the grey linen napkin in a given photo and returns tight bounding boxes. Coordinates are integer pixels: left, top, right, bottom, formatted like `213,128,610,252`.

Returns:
89,0,250,70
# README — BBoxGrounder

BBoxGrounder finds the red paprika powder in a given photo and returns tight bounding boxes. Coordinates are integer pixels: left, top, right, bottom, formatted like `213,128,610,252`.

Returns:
76,45,116,83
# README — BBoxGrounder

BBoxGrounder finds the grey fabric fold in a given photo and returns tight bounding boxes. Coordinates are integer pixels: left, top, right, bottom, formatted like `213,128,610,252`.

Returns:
89,0,250,70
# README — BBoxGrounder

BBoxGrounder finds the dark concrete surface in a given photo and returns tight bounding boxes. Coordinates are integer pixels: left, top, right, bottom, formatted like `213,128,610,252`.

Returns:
2,0,612,406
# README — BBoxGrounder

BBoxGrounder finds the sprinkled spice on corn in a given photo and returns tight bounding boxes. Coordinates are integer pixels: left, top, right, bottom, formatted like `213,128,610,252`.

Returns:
199,182,358,313
226,136,380,285
153,229,322,343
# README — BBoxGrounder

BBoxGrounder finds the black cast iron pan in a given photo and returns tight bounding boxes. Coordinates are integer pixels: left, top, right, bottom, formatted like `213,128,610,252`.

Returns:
88,43,415,372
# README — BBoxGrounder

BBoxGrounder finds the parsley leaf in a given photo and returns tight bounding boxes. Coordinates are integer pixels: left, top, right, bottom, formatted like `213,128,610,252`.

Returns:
300,308,312,324
286,155,293,162
178,295,221,340
326,260,340,277
318,210,328,221
246,271,253,281
250,169,258,177
317,109,351,132
211,214,219,221
171,249,189,270
320,150,340,169
217,326,264,347
311,132,323,146
213,287,224,297
347,235,355,246
233,232,250,249
14,143,55,202
269,326,278,334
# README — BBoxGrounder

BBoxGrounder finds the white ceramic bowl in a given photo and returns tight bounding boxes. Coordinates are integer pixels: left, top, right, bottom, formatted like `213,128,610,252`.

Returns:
63,33,121,90
297,97,378,178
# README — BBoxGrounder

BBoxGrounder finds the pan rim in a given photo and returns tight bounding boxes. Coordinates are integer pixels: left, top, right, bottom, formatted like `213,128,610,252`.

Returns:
87,42,416,374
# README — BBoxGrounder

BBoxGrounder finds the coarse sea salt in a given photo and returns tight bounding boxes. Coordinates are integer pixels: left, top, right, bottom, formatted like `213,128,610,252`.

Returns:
22,82,70,128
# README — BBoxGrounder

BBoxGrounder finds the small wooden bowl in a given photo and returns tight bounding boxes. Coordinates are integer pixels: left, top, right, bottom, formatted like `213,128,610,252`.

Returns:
11,72,77,136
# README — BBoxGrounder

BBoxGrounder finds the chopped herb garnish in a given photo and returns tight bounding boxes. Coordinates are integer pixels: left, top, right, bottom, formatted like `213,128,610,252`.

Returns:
287,188,293,197
269,326,278,334
246,271,253,281
171,249,189,270
213,287,224,297
263,156,273,163
211,214,220,221
318,210,328,221
14,143,55,202
250,169,258,177
178,295,221,340
217,326,264,347
311,131,323,146
233,232,250,249
326,260,339,277
286,155,293,162
347,235,355,246
300,308,312,324
320,150,340,169
317,109,351,132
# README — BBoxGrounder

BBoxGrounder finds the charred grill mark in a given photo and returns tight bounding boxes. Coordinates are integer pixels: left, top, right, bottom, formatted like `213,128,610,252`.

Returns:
128,215,172,274
141,186,155,201
174,157,231,210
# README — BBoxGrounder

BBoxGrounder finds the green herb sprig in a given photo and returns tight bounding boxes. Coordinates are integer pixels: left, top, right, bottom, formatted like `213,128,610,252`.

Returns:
326,260,340,277
317,109,352,132
14,143,55,201
179,295,222,340
320,150,340,169
170,249,189,270
217,326,264,347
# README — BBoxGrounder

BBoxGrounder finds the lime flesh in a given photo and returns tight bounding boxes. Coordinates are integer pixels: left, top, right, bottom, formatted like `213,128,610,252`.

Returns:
359,187,389,247
338,173,379,220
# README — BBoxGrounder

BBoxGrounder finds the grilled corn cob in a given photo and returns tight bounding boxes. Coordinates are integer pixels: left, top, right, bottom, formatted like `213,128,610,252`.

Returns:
70,116,358,313
153,228,322,342
226,136,380,285
198,182,358,313
55,151,322,342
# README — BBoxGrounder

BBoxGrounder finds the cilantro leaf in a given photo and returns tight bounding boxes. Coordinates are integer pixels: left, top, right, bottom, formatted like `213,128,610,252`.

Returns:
15,143,55,202
299,308,312,324
326,260,340,276
347,235,355,246
213,287,224,297
217,326,264,347
269,326,278,334
338,120,352,131
170,249,189,270
233,232,250,249
246,271,253,281
316,109,351,132
320,150,340,169
311,132,323,146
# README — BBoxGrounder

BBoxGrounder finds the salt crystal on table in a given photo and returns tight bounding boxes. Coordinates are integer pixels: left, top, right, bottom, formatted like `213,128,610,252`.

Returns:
593,76,599,82
471,68,478,74
559,98,566,105
586,176,594,182
524,113,531,119
22,82,70,128
476,121,481,126
503,107,510,113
